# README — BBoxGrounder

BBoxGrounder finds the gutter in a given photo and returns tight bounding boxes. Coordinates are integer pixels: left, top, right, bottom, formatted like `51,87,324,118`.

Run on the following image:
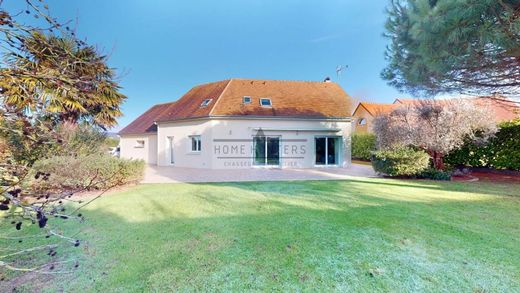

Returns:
155,115,353,124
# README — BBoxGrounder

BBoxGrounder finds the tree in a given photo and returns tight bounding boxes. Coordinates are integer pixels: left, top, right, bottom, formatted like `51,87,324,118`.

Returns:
373,99,497,169
382,0,520,97
0,2,126,129
0,1,130,274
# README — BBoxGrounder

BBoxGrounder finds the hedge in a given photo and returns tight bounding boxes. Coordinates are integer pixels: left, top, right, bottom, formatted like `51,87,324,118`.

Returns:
417,168,452,181
352,133,376,161
445,119,520,170
371,147,430,177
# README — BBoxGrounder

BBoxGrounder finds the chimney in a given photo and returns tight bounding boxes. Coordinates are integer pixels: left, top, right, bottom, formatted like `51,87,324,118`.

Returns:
324,77,331,83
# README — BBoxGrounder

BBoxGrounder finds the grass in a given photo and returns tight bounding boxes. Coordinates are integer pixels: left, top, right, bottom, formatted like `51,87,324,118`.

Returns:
1,178,520,292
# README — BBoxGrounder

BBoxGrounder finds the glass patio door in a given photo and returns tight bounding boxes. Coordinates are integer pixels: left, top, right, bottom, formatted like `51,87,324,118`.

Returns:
253,136,280,166
315,137,339,166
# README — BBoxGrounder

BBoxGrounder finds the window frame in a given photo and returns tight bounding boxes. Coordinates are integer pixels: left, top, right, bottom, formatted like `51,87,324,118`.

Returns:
243,96,252,104
358,118,367,125
259,98,272,107
200,98,213,108
314,136,341,167
167,136,174,164
252,135,281,167
189,135,202,152
134,140,145,148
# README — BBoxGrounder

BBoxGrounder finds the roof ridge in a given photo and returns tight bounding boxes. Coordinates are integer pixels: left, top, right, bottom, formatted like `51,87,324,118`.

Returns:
228,78,339,84
359,103,375,116
151,100,177,107
190,79,232,89
208,79,233,116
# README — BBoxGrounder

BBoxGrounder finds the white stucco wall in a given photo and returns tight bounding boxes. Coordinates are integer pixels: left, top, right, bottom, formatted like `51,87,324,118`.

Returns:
156,118,352,169
156,120,214,168
119,134,157,164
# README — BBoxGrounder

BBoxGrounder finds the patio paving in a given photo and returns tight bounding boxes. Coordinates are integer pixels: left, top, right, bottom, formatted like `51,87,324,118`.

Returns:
142,163,377,183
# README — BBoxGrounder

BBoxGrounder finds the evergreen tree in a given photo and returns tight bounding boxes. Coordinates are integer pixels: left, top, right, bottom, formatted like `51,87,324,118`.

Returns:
382,0,520,96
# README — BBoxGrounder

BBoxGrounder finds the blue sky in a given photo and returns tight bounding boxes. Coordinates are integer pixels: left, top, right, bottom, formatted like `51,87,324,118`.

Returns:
6,0,403,130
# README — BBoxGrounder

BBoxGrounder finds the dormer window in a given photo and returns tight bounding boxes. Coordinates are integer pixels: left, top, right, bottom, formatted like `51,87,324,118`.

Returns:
200,99,213,107
260,98,272,107
243,96,251,104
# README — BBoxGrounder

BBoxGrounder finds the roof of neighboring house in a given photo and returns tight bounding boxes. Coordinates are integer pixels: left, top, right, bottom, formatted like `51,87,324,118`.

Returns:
394,97,519,123
118,101,176,135
472,97,519,123
352,102,399,117
393,98,416,105
119,79,353,135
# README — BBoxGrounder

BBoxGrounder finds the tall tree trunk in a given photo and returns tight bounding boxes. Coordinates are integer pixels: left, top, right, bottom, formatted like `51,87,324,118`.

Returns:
432,151,445,170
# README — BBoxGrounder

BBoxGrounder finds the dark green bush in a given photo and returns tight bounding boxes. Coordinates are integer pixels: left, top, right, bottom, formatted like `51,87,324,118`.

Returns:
417,168,452,181
32,154,145,190
445,119,520,170
352,133,376,161
371,147,430,177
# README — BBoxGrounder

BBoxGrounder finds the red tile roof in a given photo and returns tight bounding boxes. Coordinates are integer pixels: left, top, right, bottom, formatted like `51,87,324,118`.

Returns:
394,97,519,123
118,102,176,135
156,79,353,122
156,79,231,122
353,102,399,116
472,97,519,123
119,79,353,135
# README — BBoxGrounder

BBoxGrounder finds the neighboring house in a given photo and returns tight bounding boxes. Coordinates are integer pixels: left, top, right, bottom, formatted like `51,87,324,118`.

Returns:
394,97,520,123
351,102,398,134
353,97,519,134
119,79,354,169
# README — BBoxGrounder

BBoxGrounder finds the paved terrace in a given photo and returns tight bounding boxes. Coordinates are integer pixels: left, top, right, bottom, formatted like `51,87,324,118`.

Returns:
143,164,377,183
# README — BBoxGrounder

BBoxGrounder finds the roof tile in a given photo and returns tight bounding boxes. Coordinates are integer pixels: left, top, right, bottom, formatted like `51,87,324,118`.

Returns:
121,79,354,135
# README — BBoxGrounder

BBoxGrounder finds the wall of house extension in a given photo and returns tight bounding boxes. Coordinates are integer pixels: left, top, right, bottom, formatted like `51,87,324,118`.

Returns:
119,134,158,164
156,118,352,169
352,106,374,134
156,120,215,168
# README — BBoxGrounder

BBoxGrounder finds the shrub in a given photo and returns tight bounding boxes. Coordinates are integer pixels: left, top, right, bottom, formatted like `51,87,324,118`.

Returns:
371,147,430,177
31,154,145,190
417,168,452,181
352,133,376,161
57,123,111,156
445,119,520,170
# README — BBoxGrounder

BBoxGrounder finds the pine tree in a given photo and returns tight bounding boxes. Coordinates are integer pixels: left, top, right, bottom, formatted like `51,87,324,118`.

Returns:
382,0,520,97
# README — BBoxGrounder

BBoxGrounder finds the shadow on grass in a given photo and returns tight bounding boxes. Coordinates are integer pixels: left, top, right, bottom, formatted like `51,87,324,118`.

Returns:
202,177,520,198
3,179,519,292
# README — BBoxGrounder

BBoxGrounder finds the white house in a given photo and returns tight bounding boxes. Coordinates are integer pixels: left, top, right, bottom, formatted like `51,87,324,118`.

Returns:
119,78,354,169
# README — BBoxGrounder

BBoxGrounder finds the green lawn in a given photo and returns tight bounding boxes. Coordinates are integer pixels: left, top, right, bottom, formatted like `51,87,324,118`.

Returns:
2,178,520,292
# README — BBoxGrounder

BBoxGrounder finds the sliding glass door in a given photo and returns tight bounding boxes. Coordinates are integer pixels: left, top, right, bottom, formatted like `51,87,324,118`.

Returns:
253,136,280,166
315,137,340,166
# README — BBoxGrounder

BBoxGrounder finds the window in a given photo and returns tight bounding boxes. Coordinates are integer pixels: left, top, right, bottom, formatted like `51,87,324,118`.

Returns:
200,99,213,107
260,98,272,107
358,118,367,125
167,136,174,164
135,140,145,148
243,96,251,104
315,137,340,166
190,135,201,152
253,136,280,166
